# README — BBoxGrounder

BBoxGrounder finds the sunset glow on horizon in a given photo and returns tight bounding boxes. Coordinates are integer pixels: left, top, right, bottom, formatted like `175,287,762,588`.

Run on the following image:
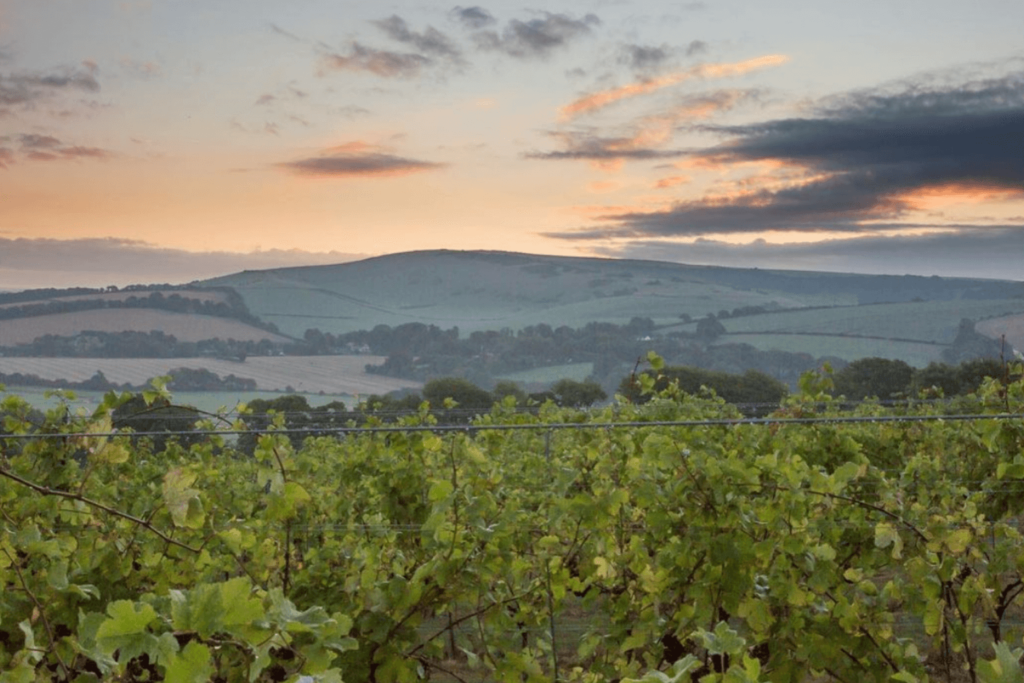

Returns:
2,0,1023,289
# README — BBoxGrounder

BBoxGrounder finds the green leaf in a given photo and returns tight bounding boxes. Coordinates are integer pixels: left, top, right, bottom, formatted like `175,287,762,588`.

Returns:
945,528,972,554
165,641,213,683
978,642,1024,683
924,601,944,636
428,479,454,502
220,577,265,633
163,468,205,529
47,560,69,590
696,621,747,657
996,462,1024,479
891,672,919,683
95,601,158,660
96,601,157,639
874,522,903,559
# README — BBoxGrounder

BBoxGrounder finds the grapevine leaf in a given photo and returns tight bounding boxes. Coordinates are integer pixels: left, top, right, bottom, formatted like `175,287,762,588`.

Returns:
95,601,158,660
696,621,746,657
945,528,972,554
165,641,213,683
874,522,903,559
163,468,205,529
977,642,1024,683
428,479,454,502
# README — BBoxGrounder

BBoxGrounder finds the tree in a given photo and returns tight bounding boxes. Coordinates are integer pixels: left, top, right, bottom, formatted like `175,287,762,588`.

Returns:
832,357,913,400
492,380,527,405
695,315,726,341
111,393,204,453
422,377,494,410
619,365,787,410
550,378,607,407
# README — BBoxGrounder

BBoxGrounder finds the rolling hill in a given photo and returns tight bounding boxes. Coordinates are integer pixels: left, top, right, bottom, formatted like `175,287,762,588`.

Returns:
202,250,1024,365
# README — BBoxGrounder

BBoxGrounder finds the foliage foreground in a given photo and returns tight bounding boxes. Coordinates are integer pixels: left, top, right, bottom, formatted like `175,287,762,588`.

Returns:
3,358,1024,683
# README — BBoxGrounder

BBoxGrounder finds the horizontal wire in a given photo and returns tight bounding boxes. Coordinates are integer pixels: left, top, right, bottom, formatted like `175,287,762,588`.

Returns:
1,412,1021,440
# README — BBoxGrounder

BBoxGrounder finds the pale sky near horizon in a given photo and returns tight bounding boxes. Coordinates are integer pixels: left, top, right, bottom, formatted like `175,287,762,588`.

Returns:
1,0,1023,290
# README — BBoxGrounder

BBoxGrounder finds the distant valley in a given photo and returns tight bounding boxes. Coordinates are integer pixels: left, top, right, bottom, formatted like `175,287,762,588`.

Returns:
1,250,1021,401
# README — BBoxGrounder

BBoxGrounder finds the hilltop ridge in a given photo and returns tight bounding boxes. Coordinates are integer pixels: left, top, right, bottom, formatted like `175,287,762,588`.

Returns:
202,249,1024,339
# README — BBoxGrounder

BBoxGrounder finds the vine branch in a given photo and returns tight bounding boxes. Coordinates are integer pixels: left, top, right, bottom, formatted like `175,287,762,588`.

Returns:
0,467,199,553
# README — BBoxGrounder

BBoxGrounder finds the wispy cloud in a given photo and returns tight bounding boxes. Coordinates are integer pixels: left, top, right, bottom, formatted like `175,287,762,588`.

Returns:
449,6,496,30
118,57,162,78
530,89,760,167
0,237,366,290
526,130,686,167
320,15,462,79
472,11,600,60
270,23,304,43
553,64,1024,240
0,63,100,109
0,133,115,164
560,54,788,120
320,42,432,78
277,142,446,178
373,15,462,61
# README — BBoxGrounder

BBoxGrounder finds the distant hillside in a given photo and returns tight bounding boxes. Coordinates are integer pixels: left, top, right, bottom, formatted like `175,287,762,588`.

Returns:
0,286,292,358
203,249,1024,338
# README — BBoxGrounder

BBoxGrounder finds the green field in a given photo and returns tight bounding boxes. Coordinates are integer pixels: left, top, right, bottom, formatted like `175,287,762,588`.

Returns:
716,299,1024,342
715,334,946,366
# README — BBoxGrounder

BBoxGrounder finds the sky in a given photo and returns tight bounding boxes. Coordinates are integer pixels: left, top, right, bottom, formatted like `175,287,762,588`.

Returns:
1,0,1023,290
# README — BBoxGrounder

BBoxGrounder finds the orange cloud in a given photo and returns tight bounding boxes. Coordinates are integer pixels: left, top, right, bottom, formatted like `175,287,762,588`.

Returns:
559,54,788,120
588,180,620,193
899,182,1024,211
653,175,691,189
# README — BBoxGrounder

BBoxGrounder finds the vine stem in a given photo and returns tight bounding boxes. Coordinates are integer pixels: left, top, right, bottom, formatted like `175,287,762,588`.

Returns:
762,484,929,544
1,547,71,680
0,467,199,553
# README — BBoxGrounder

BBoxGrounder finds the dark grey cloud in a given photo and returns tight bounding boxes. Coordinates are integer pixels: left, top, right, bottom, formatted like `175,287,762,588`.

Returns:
373,15,462,61
0,237,366,290
277,148,446,177
580,228,1024,281
619,44,671,73
562,67,1024,239
0,65,100,107
320,42,431,78
450,6,496,29
473,12,600,59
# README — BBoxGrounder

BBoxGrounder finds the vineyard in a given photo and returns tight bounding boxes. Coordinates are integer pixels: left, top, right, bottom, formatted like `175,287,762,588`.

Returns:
2,357,1024,683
